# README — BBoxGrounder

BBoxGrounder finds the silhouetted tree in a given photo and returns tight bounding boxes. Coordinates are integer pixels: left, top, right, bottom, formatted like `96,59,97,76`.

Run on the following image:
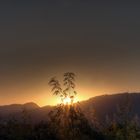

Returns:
48,72,104,140
48,72,77,104
104,94,140,140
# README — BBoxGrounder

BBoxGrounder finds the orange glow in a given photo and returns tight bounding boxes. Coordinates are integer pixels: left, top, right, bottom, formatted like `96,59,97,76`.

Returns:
1,78,138,107
63,97,71,105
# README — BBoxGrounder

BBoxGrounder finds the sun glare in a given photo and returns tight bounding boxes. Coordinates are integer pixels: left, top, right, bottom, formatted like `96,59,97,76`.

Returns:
62,96,79,105
63,97,71,105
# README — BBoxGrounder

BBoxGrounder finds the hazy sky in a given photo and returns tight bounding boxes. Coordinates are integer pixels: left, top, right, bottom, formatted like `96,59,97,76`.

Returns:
0,0,140,106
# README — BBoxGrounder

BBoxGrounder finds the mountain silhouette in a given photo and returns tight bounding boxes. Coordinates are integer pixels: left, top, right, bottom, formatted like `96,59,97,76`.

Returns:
0,93,139,123
79,92,140,122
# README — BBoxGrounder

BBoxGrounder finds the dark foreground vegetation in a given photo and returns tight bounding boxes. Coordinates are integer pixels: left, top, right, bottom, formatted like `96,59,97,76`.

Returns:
0,73,139,140
0,100,139,140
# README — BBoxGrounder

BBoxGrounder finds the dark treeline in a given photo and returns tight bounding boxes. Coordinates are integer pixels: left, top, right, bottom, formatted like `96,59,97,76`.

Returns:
0,101,139,140
0,72,140,140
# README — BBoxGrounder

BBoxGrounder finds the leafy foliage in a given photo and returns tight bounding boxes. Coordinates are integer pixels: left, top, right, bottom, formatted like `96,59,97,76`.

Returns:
0,74,139,140
49,72,77,104
0,98,139,140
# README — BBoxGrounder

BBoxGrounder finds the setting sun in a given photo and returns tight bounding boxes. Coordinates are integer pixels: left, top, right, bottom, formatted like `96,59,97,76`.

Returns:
63,97,71,105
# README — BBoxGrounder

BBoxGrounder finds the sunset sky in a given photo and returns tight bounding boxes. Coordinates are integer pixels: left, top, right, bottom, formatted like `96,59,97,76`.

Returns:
0,1,140,106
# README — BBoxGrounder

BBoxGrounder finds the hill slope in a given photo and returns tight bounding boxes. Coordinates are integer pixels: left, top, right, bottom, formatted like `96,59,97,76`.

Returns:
80,93,140,121
0,93,139,123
